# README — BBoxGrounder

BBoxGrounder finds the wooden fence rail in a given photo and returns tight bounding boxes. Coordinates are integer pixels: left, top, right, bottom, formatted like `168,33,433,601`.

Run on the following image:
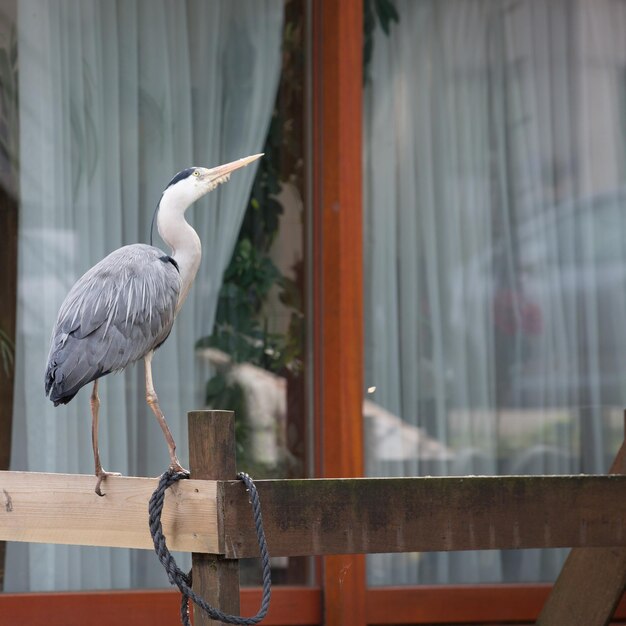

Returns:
0,471,218,552
3,472,626,558
222,474,626,558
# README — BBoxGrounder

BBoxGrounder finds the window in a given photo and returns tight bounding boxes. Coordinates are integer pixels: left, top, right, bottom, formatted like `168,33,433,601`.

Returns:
364,0,626,586
1,0,312,593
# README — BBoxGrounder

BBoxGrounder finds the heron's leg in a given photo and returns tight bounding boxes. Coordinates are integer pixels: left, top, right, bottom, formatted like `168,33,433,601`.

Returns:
144,352,188,474
91,379,121,497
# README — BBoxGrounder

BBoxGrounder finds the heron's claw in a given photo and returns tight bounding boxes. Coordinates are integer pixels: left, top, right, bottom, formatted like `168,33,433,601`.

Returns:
169,461,189,477
94,469,122,496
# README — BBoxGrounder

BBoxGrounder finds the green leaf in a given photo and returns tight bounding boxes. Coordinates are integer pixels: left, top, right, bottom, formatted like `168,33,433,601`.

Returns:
205,374,226,399
375,0,399,35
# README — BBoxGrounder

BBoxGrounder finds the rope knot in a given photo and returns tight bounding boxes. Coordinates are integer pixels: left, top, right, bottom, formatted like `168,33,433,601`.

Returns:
148,469,271,625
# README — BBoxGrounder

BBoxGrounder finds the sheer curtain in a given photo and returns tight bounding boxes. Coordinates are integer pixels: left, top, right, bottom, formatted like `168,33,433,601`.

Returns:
364,0,626,584
7,0,283,591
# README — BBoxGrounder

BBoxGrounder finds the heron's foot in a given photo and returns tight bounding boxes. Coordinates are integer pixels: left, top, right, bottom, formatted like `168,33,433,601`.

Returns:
169,461,189,477
94,469,122,497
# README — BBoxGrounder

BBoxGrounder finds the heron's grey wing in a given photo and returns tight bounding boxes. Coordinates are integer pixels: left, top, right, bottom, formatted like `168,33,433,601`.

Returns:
45,244,181,405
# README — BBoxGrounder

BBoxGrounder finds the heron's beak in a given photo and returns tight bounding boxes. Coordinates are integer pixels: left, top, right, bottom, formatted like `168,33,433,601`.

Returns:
206,153,264,182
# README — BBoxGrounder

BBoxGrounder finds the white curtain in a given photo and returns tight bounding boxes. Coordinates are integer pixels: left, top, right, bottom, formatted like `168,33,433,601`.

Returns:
364,0,626,584
7,0,283,591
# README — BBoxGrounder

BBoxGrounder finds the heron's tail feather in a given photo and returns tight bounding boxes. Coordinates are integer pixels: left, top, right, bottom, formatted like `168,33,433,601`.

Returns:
45,335,107,405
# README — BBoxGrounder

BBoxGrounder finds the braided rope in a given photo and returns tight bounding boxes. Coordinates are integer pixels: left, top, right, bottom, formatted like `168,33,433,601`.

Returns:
148,469,272,625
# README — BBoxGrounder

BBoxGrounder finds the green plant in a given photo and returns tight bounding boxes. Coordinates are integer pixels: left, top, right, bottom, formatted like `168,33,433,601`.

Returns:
200,0,400,471
364,0,399,83
197,1,305,473
198,0,304,366
199,235,302,370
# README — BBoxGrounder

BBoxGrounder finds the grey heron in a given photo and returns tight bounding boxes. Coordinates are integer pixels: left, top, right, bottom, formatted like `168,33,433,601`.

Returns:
45,154,262,495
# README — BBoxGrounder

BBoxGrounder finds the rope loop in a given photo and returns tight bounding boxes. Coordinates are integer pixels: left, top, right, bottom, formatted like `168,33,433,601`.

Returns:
148,468,271,625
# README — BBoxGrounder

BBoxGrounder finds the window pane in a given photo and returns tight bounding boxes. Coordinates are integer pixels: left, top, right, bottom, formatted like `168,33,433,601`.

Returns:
364,0,626,585
2,0,311,592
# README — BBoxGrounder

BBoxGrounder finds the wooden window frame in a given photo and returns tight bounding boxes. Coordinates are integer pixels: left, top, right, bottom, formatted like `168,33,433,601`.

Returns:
0,588,321,626
312,1,626,624
366,587,626,624
312,0,365,625
4,585,626,625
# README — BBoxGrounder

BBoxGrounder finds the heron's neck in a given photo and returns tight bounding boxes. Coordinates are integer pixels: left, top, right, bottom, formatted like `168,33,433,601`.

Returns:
157,192,202,311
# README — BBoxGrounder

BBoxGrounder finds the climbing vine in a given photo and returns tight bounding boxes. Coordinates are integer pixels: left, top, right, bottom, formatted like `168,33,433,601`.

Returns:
197,0,399,470
196,1,305,470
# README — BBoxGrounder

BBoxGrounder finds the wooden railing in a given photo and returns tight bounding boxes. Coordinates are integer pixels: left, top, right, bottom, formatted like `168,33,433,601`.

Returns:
1,409,626,626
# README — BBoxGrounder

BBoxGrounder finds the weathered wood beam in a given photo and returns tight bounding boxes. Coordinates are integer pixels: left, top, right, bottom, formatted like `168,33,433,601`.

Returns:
222,475,626,558
189,410,241,626
536,437,626,626
3,472,626,560
0,471,218,553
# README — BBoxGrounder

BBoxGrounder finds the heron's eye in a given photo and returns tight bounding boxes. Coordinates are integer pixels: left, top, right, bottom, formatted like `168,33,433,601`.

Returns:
193,170,200,177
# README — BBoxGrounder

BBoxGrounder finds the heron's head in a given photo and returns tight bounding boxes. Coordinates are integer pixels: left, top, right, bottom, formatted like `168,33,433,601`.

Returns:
163,153,264,207
151,153,263,246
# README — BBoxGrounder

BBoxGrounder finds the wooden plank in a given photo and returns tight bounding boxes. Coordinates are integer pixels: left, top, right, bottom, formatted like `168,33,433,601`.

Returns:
536,437,626,626
367,585,553,624
366,585,626,624
241,587,322,625
367,585,626,624
189,410,240,626
0,470,218,553
0,587,322,626
312,0,365,624
221,475,626,558
5,470,626,560
5,585,626,626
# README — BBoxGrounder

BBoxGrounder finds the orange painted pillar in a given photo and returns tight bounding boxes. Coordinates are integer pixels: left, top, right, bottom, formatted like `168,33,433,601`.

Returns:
313,1,366,625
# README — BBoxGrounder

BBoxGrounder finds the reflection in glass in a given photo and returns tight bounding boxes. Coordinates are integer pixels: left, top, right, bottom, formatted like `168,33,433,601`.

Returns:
364,0,626,584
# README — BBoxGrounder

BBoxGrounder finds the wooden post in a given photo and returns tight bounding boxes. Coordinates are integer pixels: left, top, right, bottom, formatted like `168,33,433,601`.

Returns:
313,1,366,625
536,415,626,626
188,410,240,626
